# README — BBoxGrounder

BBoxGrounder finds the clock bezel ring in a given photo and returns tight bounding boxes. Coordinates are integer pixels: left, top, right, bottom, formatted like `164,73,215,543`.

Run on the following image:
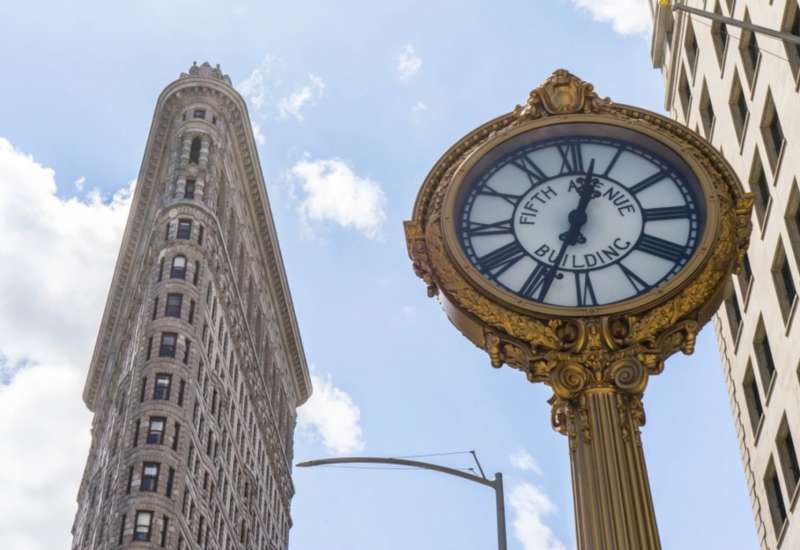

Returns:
439,113,721,319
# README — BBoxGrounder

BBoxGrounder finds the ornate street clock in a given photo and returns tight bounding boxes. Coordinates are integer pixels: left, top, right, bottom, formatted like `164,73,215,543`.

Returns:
405,71,752,550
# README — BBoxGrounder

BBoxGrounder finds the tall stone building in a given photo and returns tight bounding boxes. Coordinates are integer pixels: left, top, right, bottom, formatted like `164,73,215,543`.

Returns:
70,62,311,550
650,2,800,548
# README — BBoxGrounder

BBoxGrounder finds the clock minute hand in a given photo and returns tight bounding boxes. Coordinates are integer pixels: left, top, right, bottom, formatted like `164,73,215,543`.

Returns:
537,160,600,301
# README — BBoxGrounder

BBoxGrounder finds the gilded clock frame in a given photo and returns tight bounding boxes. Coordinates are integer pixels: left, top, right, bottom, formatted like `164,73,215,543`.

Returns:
405,70,753,370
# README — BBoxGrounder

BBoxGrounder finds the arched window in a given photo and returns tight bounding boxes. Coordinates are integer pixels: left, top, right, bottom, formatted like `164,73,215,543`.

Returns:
171,256,187,279
189,137,201,164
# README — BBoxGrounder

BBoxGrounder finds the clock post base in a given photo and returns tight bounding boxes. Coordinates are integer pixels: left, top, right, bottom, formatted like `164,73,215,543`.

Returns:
563,388,661,550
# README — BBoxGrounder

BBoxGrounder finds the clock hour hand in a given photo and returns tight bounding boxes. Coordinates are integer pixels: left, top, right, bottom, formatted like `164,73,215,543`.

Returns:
537,160,600,301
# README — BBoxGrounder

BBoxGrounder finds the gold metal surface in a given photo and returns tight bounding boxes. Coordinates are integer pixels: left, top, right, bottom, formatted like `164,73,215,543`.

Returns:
404,69,753,549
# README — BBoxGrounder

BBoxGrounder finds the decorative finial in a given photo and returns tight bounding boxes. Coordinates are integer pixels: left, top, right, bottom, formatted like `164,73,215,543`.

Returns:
514,69,611,119
181,61,233,86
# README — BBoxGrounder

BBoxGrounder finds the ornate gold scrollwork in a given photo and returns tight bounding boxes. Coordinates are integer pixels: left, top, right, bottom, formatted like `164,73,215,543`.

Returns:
405,69,753,443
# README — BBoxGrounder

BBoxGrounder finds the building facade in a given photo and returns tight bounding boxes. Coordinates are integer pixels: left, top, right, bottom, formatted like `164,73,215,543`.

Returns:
70,62,311,550
650,1,800,548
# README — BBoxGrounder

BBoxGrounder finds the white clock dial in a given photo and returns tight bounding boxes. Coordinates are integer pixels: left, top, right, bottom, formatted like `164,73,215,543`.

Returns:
458,133,703,307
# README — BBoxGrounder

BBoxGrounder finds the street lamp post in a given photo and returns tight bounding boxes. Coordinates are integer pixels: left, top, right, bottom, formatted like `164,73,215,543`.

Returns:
296,456,507,550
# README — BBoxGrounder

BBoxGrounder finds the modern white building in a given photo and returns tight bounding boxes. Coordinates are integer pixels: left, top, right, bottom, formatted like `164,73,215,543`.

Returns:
650,1,800,548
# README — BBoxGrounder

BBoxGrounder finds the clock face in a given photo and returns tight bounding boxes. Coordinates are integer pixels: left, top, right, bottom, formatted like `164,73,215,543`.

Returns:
457,128,705,308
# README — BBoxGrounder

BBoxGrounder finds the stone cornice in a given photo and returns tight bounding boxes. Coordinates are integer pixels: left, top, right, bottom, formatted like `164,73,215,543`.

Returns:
83,70,311,410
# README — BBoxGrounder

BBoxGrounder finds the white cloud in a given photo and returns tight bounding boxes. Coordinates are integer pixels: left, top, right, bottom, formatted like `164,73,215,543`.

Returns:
237,55,279,110
510,449,543,475
252,120,266,145
74,175,85,191
0,137,132,550
278,73,326,121
298,373,365,455
569,0,651,35
397,44,422,82
412,101,427,114
289,158,386,239
509,482,568,550
0,365,92,550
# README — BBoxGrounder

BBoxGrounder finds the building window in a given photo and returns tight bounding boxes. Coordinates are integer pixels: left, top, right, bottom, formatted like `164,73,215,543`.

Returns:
133,511,153,542
711,1,729,64
699,80,715,138
170,255,187,280
139,376,147,402
188,299,196,324
178,379,186,407
754,319,776,394
177,219,192,240
189,137,201,164
146,336,153,361
765,459,788,537
193,109,206,119
739,9,760,85
118,514,126,545
198,225,204,245
154,374,171,400
778,418,800,497
761,91,785,171
133,418,141,447
678,67,692,118
730,73,748,142
724,290,743,341
750,153,770,226
173,422,181,450
158,257,165,282
744,362,764,435
141,462,160,492
159,332,177,358
193,261,201,286
772,240,797,322
685,20,699,72
152,296,159,320
161,515,170,547
184,178,196,200
165,293,183,318
126,465,134,494
147,416,166,444
782,1,800,78
162,467,175,498
184,339,191,364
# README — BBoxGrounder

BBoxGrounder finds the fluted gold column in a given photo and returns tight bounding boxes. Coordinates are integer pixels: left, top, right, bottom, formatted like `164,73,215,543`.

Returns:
550,358,660,550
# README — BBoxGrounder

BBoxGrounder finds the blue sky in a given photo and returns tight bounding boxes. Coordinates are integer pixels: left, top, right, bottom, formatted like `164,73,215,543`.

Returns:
0,1,759,549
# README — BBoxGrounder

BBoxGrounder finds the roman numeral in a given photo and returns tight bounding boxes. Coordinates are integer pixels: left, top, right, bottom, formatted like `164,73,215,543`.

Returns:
628,170,669,194
467,219,513,236
603,147,624,177
519,262,551,299
479,186,523,206
574,271,598,306
635,234,689,263
509,155,548,186
642,205,691,221
619,263,650,294
477,240,527,276
557,143,584,174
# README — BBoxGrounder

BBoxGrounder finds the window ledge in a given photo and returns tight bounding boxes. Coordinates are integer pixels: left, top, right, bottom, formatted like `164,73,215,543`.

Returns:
790,481,800,513
765,371,778,406
755,414,765,445
786,296,798,336
759,198,774,240
777,517,788,547
742,278,754,311
734,322,743,352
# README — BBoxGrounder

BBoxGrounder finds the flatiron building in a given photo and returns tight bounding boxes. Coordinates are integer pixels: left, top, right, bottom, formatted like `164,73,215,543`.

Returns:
69,62,311,550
